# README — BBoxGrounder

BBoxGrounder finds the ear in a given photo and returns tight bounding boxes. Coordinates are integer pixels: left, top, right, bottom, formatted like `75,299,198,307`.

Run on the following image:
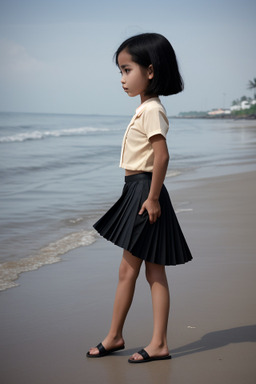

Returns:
147,64,154,80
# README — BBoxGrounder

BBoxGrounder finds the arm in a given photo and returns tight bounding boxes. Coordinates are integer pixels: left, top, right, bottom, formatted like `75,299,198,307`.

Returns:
139,134,169,224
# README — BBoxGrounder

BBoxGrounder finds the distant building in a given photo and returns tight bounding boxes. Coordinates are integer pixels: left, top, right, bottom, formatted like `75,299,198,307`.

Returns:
230,105,241,111
230,99,255,111
208,109,231,116
241,101,250,109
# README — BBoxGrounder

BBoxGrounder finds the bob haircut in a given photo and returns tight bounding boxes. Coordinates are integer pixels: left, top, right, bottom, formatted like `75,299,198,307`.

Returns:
114,33,184,96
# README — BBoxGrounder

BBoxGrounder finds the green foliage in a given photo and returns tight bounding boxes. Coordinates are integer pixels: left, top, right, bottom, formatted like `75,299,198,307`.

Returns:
231,103,256,117
248,78,256,98
248,78,256,90
232,95,252,105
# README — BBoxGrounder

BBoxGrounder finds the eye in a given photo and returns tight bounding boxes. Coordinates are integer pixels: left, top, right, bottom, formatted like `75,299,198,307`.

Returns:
119,68,131,75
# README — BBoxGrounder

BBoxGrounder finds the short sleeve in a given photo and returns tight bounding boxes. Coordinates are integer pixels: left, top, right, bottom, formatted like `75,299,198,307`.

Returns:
143,107,169,139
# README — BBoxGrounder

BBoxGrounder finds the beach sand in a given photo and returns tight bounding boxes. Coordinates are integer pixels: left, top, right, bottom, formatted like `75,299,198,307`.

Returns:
0,170,256,384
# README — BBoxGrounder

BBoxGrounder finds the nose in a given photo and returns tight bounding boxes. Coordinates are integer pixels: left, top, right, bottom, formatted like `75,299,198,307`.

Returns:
121,74,125,84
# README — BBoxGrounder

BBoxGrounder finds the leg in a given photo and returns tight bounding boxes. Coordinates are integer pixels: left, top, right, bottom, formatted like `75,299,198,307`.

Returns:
88,250,143,355
130,262,170,361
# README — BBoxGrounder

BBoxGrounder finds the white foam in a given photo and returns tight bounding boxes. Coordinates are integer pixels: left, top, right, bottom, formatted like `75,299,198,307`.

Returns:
175,208,193,214
166,170,182,178
69,217,84,224
0,229,96,291
0,127,110,143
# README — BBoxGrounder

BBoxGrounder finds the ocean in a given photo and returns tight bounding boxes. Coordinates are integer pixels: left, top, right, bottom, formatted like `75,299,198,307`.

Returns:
1,111,256,290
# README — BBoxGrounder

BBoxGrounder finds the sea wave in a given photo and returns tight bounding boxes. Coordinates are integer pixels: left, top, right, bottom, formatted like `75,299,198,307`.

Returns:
0,229,97,291
0,126,110,143
175,208,193,213
166,170,182,178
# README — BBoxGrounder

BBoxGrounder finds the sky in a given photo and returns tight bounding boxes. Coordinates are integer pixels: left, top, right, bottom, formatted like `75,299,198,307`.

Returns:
0,0,255,116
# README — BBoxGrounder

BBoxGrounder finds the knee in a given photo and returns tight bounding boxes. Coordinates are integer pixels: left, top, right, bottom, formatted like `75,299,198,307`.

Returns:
145,264,166,286
119,261,140,283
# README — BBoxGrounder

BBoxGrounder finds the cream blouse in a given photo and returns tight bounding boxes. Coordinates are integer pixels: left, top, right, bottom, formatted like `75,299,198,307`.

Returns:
119,97,169,172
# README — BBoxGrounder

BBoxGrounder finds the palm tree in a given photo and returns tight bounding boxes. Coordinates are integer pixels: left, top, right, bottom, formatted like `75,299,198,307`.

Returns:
232,99,240,106
248,78,256,99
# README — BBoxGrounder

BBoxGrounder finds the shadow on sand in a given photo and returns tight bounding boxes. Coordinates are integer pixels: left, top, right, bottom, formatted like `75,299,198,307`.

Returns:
171,325,256,358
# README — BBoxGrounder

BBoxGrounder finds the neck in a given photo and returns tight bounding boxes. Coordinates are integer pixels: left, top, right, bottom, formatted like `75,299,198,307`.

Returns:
140,94,158,104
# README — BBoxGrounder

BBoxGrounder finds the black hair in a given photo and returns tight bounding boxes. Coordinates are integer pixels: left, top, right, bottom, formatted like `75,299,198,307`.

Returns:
114,33,184,96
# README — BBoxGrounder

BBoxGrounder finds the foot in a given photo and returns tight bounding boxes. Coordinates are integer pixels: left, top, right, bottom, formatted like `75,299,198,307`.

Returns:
129,344,170,362
87,336,125,357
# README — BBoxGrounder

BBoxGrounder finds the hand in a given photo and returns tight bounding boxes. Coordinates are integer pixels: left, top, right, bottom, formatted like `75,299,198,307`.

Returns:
138,199,161,224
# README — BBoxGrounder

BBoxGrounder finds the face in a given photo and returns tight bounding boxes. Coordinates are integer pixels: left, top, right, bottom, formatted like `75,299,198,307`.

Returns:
117,50,154,103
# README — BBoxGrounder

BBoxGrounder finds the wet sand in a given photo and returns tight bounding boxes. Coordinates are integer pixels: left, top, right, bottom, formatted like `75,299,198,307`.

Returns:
0,170,256,384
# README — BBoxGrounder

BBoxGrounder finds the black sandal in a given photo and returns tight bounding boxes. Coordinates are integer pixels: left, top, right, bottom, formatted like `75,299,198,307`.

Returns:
128,349,171,363
86,342,125,358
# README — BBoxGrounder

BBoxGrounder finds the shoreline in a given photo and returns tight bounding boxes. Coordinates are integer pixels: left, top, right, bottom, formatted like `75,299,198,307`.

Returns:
0,169,256,383
1,116,256,280
1,165,256,293
172,115,256,120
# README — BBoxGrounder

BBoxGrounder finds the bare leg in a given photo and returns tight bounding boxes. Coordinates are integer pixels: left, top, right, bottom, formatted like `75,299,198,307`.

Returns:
130,262,170,361
89,250,142,355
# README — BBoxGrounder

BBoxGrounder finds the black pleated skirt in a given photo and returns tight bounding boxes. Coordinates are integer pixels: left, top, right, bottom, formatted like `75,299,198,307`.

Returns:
93,172,192,266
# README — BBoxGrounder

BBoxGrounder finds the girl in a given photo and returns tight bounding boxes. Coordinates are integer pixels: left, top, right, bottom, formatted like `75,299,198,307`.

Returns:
87,33,192,363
